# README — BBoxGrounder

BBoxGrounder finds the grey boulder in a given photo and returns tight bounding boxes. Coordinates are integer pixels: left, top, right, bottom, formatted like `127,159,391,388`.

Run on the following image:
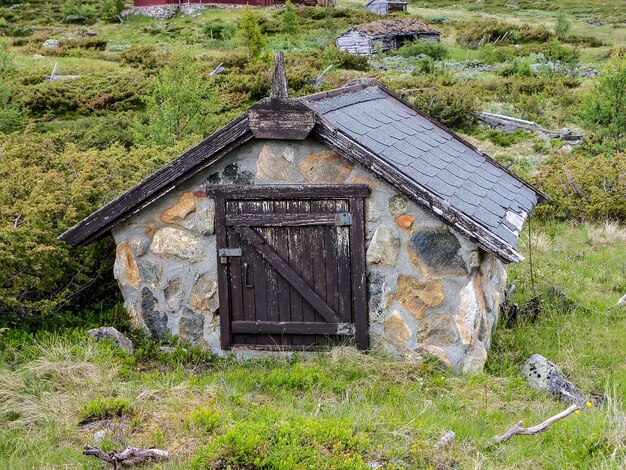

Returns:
87,327,134,354
521,354,586,404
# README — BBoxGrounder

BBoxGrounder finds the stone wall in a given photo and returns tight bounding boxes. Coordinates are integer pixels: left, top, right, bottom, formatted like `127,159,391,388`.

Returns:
111,138,506,371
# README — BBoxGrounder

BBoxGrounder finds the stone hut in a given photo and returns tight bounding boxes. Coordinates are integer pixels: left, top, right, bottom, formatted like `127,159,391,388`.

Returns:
336,18,441,55
60,55,545,372
364,0,408,16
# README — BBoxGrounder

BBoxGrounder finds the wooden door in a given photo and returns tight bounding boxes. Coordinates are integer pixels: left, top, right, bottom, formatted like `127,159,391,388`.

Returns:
210,185,369,351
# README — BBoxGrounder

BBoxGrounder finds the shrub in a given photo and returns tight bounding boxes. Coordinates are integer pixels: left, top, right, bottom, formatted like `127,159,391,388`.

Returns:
239,7,265,59
540,39,580,76
412,84,480,129
497,58,534,77
192,412,370,469
61,37,108,51
119,44,169,70
579,54,626,152
328,47,369,71
0,44,23,132
184,407,221,433
18,72,147,118
100,0,124,23
281,0,298,35
10,25,33,37
0,133,189,321
204,21,235,41
555,10,571,37
457,18,553,48
397,38,449,61
60,0,95,24
79,398,135,423
534,151,626,221
560,34,604,48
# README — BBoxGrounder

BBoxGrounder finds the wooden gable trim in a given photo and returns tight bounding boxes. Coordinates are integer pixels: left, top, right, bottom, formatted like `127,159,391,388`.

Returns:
248,53,315,140
59,114,253,246
310,115,524,263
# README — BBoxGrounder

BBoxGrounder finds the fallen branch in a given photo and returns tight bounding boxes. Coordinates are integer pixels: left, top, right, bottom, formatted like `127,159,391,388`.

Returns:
493,404,579,443
312,64,333,90
83,445,169,469
435,430,455,449
209,63,224,76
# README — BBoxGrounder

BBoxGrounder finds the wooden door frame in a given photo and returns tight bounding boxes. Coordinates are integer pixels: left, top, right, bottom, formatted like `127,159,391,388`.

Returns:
207,184,369,351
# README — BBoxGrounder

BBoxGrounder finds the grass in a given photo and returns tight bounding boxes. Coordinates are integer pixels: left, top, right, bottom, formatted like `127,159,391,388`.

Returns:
0,220,624,469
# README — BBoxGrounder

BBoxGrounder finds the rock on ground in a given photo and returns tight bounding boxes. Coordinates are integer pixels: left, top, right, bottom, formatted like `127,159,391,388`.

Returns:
521,354,586,404
87,327,134,354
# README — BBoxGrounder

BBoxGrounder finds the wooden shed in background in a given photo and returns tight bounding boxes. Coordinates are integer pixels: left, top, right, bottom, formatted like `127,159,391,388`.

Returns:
364,0,408,16
336,18,441,55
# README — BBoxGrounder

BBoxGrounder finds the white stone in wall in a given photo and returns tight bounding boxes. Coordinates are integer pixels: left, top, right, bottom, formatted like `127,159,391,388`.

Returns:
180,199,215,236
188,274,218,314
421,344,451,368
150,227,203,263
366,225,400,266
459,279,481,339
453,314,472,345
164,278,185,312
256,144,300,183
461,340,488,373
365,198,381,223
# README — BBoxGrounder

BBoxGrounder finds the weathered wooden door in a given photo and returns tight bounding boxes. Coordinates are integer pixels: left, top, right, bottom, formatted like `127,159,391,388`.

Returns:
210,185,369,351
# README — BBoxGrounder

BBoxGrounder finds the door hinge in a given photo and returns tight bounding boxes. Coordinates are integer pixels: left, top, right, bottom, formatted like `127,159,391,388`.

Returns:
335,212,352,226
218,248,242,264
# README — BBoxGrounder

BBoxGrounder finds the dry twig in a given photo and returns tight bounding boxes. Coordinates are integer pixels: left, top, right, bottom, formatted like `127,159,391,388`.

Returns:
493,404,580,443
83,445,169,469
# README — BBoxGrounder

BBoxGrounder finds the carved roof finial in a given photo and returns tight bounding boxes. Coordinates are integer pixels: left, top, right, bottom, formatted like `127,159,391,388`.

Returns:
270,52,288,99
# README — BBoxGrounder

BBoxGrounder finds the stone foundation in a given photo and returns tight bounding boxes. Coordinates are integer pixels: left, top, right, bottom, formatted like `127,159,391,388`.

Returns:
112,138,506,372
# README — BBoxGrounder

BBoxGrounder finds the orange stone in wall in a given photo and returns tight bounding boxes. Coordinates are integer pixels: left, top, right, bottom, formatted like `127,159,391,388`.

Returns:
394,214,415,228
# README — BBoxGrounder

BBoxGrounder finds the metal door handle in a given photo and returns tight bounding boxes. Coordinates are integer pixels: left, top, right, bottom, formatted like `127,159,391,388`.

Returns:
243,263,253,288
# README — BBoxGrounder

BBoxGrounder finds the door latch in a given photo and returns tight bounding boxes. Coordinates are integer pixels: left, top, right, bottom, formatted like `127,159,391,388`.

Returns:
335,212,352,226
218,248,242,264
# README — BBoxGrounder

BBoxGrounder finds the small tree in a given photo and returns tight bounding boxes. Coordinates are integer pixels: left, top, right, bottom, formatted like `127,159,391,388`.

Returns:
555,9,571,37
135,57,219,146
0,43,22,133
61,0,96,24
542,39,579,76
239,8,264,59
579,53,626,152
282,0,298,36
101,0,125,23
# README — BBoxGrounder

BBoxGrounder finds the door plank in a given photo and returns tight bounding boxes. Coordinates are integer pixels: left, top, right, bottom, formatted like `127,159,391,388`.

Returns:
234,225,343,324
239,201,258,345
350,197,369,350
274,201,292,346
225,212,347,226
232,321,355,335
214,195,232,350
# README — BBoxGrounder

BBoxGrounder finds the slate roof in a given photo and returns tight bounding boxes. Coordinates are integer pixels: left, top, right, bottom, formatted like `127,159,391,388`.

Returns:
301,83,545,251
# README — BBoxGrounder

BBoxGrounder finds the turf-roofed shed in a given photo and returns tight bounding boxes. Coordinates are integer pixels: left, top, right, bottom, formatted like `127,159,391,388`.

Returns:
60,54,546,371
336,18,441,55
